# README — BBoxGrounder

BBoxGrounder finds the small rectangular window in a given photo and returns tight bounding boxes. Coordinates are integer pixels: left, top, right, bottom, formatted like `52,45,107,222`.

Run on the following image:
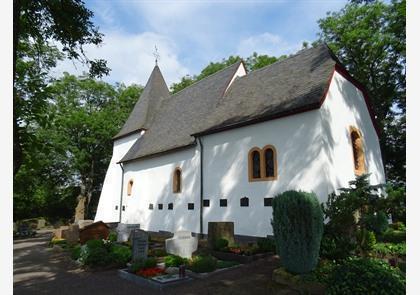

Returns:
158,204,163,210
149,203,154,210
203,199,210,207
168,203,173,210
220,199,227,207
188,203,194,210
264,198,273,207
240,197,249,207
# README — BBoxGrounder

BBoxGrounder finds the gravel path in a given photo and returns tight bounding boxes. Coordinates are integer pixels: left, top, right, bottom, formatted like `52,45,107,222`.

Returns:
14,231,296,295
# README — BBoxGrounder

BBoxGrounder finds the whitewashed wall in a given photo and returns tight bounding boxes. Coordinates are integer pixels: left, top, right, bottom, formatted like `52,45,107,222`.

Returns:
320,70,386,189
201,109,329,237
120,146,201,233
95,131,143,223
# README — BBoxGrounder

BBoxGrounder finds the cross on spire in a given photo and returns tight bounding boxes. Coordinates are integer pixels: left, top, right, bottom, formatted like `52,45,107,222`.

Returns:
153,45,160,66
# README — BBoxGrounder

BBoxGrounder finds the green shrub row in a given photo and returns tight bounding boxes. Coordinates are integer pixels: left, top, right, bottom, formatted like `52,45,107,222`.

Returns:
326,257,405,295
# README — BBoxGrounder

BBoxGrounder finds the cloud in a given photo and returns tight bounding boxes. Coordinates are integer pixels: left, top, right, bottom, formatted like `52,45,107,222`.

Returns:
52,31,189,86
236,33,301,58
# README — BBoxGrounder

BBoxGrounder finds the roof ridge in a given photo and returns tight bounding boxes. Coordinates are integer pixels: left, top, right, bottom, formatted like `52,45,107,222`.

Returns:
170,60,242,98
240,43,330,77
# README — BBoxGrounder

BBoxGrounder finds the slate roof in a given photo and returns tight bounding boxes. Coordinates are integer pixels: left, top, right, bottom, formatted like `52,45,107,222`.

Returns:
113,65,170,140
119,44,340,163
119,60,243,162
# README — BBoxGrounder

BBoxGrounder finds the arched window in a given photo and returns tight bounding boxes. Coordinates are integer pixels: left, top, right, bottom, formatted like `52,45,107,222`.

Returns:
263,145,277,179
349,127,366,176
173,168,182,193
248,148,262,181
127,179,134,196
248,145,277,181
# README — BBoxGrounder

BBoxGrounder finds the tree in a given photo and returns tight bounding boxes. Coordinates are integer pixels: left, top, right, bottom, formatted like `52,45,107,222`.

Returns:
13,75,142,221
170,53,284,93
14,0,110,176
317,0,406,184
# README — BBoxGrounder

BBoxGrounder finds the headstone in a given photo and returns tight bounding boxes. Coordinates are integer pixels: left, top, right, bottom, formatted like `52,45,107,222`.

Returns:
207,222,235,249
79,221,110,244
54,226,69,239
77,219,94,229
131,229,149,261
165,231,198,259
13,222,17,232
62,224,80,244
116,223,140,242
36,218,46,229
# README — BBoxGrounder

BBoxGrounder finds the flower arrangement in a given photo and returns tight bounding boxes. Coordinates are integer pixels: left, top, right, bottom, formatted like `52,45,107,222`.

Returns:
136,267,165,278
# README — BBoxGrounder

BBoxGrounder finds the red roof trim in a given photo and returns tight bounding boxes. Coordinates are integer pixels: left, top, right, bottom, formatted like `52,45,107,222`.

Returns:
333,64,381,137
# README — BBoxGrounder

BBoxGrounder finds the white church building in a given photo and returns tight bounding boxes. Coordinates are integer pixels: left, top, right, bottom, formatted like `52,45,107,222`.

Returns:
94,44,385,237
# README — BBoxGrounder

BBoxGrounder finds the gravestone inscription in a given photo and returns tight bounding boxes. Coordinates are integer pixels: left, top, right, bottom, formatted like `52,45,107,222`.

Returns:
131,229,149,260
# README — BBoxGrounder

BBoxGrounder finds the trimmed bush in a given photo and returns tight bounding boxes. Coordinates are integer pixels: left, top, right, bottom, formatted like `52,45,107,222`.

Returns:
110,244,131,266
381,229,406,243
189,255,217,273
326,257,405,294
271,190,324,274
390,222,406,231
372,243,406,258
79,243,112,266
214,238,229,251
256,237,276,253
164,255,188,267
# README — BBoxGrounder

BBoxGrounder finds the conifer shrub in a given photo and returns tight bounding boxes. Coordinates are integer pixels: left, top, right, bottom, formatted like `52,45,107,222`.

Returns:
271,190,324,274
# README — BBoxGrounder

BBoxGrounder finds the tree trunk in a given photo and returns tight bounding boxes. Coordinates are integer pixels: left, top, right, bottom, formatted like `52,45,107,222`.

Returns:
74,183,87,223
13,0,22,176
74,172,94,223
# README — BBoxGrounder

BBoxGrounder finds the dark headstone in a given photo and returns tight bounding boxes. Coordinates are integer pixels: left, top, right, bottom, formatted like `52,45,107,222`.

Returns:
131,229,149,260
207,222,234,249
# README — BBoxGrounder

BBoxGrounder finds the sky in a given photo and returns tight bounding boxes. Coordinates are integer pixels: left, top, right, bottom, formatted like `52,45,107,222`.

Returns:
53,0,348,87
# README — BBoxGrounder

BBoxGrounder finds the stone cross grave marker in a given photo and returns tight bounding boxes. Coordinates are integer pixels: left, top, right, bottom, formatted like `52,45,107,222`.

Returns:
131,229,148,260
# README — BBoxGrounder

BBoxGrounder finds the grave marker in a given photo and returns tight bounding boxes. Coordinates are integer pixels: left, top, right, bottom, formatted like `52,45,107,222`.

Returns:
131,229,149,260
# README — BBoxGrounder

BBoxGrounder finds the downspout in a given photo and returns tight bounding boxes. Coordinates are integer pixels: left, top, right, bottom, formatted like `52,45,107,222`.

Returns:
118,163,125,223
198,137,204,238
